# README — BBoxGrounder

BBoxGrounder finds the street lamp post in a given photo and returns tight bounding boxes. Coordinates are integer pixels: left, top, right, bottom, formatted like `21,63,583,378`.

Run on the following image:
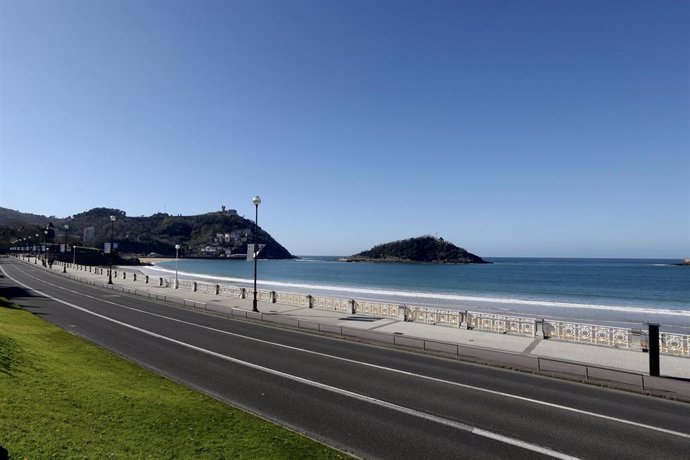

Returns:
108,215,116,284
174,244,181,288
43,230,48,266
63,224,69,272
35,233,39,263
251,195,261,312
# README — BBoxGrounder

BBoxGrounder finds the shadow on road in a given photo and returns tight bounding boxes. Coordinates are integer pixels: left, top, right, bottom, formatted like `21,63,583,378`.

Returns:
0,284,37,309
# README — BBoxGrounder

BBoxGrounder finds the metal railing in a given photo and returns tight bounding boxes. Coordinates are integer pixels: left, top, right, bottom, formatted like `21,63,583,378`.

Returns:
407,306,461,327
468,311,536,337
311,296,351,313
641,331,690,357
354,300,399,319
544,321,631,348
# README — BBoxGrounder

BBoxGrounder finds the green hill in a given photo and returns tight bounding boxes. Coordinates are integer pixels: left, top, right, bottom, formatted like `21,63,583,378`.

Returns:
0,207,294,259
343,236,488,264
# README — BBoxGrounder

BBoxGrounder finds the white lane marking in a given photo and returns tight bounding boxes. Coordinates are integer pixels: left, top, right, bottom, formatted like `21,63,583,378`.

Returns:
2,264,577,459
6,263,690,441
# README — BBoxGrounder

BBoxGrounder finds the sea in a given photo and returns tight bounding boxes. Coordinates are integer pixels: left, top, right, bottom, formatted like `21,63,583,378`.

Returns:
142,257,690,332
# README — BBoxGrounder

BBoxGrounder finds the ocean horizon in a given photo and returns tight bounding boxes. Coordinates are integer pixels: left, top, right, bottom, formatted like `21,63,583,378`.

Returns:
140,256,690,332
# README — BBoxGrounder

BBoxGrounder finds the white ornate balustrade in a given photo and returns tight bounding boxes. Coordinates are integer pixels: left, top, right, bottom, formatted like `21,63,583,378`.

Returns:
641,332,690,357
354,300,399,318
311,296,350,313
406,306,461,327
544,321,631,348
274,291,308,306
219,285,244,298
177,280,195,290
195,282,216,294
255,290,273,302
468,312,536,337
660,333,690,356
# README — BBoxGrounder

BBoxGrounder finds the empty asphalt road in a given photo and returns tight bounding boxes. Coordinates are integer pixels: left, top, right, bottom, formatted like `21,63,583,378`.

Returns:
2,257,689,459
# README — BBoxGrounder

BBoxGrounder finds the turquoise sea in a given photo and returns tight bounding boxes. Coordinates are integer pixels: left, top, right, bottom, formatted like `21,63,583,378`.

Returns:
145,257,690,330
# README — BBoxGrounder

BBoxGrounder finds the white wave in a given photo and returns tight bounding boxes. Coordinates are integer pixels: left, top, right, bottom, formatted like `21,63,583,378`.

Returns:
140,265,690,318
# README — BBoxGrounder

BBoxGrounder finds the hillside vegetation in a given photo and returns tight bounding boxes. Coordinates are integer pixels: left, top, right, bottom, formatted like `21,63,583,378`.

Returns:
0,207,294,259
344,236,488,264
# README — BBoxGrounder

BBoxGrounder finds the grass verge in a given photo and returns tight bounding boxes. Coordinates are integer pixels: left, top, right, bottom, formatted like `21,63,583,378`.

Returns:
0,296,348,458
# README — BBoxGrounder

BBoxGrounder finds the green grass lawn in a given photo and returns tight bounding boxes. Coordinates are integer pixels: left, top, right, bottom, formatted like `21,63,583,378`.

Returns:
0,296,348,459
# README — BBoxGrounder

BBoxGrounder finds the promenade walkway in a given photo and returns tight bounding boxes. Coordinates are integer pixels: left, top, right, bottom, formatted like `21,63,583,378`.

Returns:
10,256,690,399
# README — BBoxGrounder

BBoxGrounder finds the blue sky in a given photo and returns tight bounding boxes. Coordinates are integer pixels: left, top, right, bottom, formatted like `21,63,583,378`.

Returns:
1,0,688,258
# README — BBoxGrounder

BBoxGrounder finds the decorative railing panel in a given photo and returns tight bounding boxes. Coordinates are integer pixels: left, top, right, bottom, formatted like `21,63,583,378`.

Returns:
354,301,399,319
274,291,307,306
219,285,244,298
469,312,536,337
406,307,460,327
642,332,690,357
256,290,273,302
196,282,216,294
660,333,690,356
544,321,630,347
177,280,195,290
311,296,350,313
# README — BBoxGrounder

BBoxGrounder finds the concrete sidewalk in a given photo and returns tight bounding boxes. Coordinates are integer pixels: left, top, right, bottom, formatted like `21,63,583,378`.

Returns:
14,257,690,399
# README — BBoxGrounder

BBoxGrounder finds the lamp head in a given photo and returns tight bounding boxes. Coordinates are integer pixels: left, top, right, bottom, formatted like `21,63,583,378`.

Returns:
252,195,262,206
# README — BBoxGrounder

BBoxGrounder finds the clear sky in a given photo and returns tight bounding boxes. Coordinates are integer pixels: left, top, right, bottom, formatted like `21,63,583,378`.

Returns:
1,0,688,258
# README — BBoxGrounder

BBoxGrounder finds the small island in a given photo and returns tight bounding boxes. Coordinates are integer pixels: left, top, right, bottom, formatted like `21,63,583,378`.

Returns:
341,236,489,264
